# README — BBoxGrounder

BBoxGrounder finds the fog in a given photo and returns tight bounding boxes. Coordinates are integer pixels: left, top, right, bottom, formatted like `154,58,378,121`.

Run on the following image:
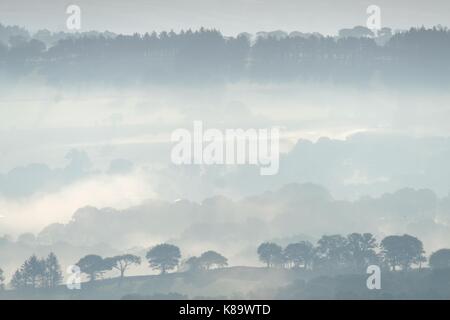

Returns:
2,80,450,233
2,82,450,170
1,17,450,299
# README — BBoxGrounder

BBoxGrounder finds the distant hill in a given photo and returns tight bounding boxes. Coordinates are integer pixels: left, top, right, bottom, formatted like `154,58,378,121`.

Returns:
1,266,450,300
0,267,309,300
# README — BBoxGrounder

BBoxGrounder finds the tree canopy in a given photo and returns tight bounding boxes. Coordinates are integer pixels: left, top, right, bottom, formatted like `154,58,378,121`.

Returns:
381,235,426,271
10,253,63,289
146,244,181,274
257,242,284,268
76,254,111,281
429,249,450,270
2,25,450,85
104,254,141,278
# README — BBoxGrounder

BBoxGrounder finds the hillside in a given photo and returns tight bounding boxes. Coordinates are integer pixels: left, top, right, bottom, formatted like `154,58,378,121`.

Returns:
1,266,450,300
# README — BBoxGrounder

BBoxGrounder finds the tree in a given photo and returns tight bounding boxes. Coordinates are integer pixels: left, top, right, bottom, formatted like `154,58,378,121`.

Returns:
257,242,283,268
146,244,181,274
198,251,228,270
23,255,46,289
104,254,141,279
10,255,46,289
185,256,202,272
315,235,351,271
338,26,375,39
0,267,4,290
429,249,450,270
381,234,426,271
76,254,111,281
284,241,314,269
44,252,63,288
11,269,25,290
346,233,379,271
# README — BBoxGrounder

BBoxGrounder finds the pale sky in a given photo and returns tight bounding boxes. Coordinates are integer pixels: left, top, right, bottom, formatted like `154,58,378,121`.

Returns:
1,0,450,36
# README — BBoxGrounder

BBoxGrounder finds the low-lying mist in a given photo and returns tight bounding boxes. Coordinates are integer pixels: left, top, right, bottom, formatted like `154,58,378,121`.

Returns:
1,79,450,285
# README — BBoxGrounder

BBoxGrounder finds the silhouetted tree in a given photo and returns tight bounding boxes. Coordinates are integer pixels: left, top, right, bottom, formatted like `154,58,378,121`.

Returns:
104,254,141,279
10,269,25,290
346,233,379,271
44,252,63,288
257,242,284,268
76,254,111,281
338,26,374,39
0,267,4,290
284,241,314,269
381,234,426,271
146,244,181,274
10,255,46,289
429,249,450,270
198,251,228,270
314,235,351,271
24,255,45,289
185,256,202,272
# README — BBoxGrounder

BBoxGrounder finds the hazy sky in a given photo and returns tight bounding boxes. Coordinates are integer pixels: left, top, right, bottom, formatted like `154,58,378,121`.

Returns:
1,0,450,35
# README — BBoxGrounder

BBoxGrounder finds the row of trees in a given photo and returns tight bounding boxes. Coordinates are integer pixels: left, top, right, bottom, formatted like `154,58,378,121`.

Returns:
6,253,142,289
257,233,450,272
73,245,180,282
1,26,450,83
74,245,228,282
1,24,390,48
4,244,228,289
185,251,228,271
76,254,142,282
10,253,62,290
4,234,450,290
